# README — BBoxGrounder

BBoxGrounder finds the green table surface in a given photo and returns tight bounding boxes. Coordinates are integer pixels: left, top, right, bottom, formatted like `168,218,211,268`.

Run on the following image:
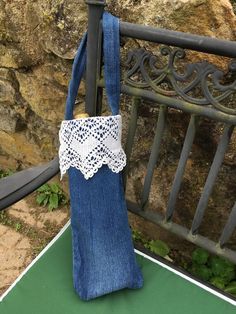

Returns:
1,226,235,314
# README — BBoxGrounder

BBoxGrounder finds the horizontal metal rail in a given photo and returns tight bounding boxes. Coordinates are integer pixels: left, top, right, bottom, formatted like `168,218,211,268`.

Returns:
0,157,59,211
120,21,236,58
127,200,236,264
98,80,236,125
85,0,106,5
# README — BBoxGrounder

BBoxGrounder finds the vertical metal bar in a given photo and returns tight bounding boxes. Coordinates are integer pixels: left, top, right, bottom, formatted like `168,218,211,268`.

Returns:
85,0,106,116
123,97,140,189
95,21,103,116
191,124,234,234
219,202,236,248
141,105,167,208
166,115,198,221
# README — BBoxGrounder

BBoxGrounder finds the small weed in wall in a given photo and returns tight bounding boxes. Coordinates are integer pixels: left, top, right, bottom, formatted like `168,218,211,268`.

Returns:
0,168,14,178
36,183,67,211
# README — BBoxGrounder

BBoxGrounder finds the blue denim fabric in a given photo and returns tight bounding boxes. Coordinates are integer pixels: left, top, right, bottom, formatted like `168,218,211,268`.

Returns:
103,12,120,115
64,12,143,301
69,166,143,300
65,33,87,120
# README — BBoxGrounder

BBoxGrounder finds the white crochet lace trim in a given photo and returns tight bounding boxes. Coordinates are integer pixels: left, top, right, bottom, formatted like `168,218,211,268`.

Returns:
59,115,126,179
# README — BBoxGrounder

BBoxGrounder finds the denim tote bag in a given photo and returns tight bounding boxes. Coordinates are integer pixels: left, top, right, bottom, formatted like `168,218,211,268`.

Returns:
58,12,143,301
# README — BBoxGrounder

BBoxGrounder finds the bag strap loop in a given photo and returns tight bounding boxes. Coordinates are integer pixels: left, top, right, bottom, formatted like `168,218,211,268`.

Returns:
64,33,87,120
102,12,120,115
64,12,120,120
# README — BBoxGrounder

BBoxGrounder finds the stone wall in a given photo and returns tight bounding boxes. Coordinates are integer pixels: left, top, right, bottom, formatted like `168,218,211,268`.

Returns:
0,0,88,168
0,0,235,169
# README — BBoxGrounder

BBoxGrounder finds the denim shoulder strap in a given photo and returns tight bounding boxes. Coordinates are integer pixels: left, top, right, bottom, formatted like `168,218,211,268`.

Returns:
64,12,120,120
64,33,87,120
102,12,120,116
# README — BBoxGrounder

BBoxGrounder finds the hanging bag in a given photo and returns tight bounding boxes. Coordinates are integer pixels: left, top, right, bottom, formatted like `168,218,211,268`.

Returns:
58,12,143,301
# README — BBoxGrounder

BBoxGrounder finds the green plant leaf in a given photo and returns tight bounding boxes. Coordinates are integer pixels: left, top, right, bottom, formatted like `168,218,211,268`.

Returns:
49,193,59,211
190,264,212,281
208,256,235,282
222,267,236,283
36,194,47,205
210,277,226,290
192,248,209,265
132,229,147,244
15,222,21,231
50,183,60,194
148,240,170,257
37,184,50,192
43,195,49,207
6,169,14,176
0,168,14,178
36,182,67,209
224,282,236,295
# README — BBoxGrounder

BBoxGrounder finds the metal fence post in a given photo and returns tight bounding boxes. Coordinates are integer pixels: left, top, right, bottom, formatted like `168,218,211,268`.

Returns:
85,0,106,116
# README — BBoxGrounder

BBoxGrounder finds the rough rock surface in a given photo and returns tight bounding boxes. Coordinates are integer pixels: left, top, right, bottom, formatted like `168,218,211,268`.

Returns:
0,0,235,167
0,0,87,168
112,0,236,39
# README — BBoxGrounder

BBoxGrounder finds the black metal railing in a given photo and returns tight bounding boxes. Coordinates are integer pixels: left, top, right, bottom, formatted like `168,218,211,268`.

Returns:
85,0,236,264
